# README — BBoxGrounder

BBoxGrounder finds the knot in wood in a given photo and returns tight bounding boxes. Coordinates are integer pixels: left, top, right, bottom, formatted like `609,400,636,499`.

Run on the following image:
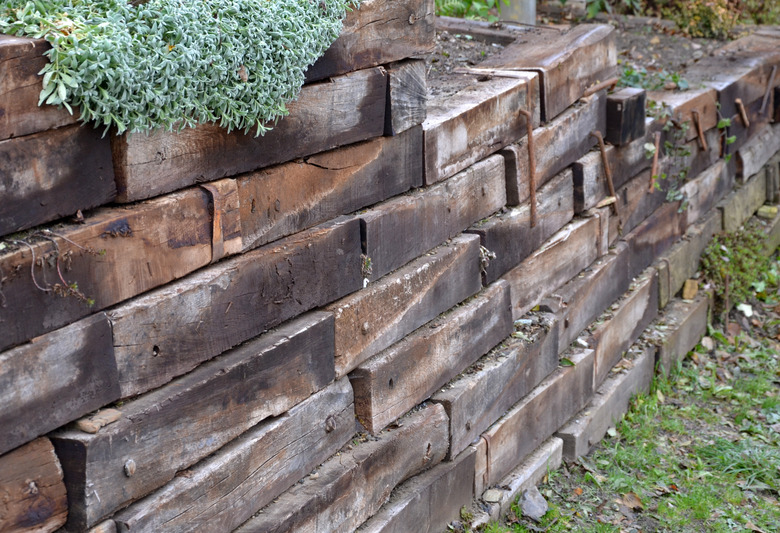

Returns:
325,415,337,433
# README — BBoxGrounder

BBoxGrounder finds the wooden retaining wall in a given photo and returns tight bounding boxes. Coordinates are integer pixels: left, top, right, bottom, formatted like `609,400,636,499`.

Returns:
2,4,780,531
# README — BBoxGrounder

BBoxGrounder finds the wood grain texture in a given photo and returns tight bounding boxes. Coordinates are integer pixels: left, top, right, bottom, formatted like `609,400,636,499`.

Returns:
686,49,777,150
483,349,594,487
0,35,77,140
719,168,767,233
327,234,482,378
423,72,538,185
502,215,604,320
557,346,654,459
0,314,118,456
680,160,733,229
108,217,361,397
305,0,436,82
544,241,631,352
0,438,68,533
480,24,617,122
361,154,506,282
737,122,780,180
201,178,242,261
51,312,335,531
113,378,354,533
0,187,212,353
432,313,559,459
357,447,476,533
501,92,605,206
385,60,427,136
234,403,449,533
588,270,659,388
350,281,513,434
625,200,687,281
653,293,710,376
112,67,387,202
238,127,422,252
0,124,115,237
468,169,574,284
656,210,722,309
606,88,646,146
647,88,719,142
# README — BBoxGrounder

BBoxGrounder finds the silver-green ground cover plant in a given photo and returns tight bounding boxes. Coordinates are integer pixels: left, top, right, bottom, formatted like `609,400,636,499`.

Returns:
0,0,358,134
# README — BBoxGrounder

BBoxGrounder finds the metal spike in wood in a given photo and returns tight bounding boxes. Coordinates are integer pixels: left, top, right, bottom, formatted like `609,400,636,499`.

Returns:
692,110,708,152
590,130,620,220
582,77,619,98
518,108,538,228
760,65,777,116
735,98,750,128
648,131,662,194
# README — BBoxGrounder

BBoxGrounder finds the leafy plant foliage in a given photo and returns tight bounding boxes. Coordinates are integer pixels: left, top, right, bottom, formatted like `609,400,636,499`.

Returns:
0,0,358,134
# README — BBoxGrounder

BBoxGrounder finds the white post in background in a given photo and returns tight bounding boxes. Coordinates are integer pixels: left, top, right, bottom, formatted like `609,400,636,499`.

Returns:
501,0,536,25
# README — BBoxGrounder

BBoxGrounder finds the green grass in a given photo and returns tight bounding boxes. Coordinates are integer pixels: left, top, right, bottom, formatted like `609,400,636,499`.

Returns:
475,329,780,533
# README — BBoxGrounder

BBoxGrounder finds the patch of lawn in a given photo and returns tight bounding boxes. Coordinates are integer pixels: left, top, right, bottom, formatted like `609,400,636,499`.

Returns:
474,331,780,533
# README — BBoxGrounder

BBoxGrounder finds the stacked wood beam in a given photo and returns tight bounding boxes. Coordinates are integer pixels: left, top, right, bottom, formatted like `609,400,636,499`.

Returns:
2,5,780,532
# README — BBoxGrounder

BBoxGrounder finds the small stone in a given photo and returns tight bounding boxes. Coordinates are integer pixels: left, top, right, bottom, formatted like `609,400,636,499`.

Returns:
682,279,698,300
482,488,503,503
700,336,715,351
521,486,548,522
757,205,778,219
693,50,704,60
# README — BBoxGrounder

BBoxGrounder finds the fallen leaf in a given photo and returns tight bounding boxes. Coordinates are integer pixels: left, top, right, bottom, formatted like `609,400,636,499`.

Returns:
737,303,754,317
745,521,767,533
649,36,661,44
700,336,715,351
657,389,665,403
560,358,575,367
573,487,583,496
621,492,644,510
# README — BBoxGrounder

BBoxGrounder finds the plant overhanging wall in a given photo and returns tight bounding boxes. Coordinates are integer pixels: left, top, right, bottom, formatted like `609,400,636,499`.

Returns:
0,0,358,134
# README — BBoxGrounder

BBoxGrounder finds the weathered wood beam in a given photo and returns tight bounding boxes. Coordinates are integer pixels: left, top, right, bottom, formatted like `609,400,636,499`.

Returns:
0,187,212,353
467,169,574,284
482,349,594,487
385,60,428,136
237,126,422,252
502,214,605,320
0,124,115,237
606,88,646,146
327,234,482,378
112,67,387,202
306,0,436,82
557,346,654,459
234,403,449,533
432,312,559,458
480,24,617,122
0,438,68,533
358,447,477,533
0,314,118,456
587,270,658,388
0,35,77,140
108,217,361,397
112,379,355,533
350,281,513,434
51,312,336,531
360,154,506,282
543,241,631,352
500,91,605,206
423,72,538,185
